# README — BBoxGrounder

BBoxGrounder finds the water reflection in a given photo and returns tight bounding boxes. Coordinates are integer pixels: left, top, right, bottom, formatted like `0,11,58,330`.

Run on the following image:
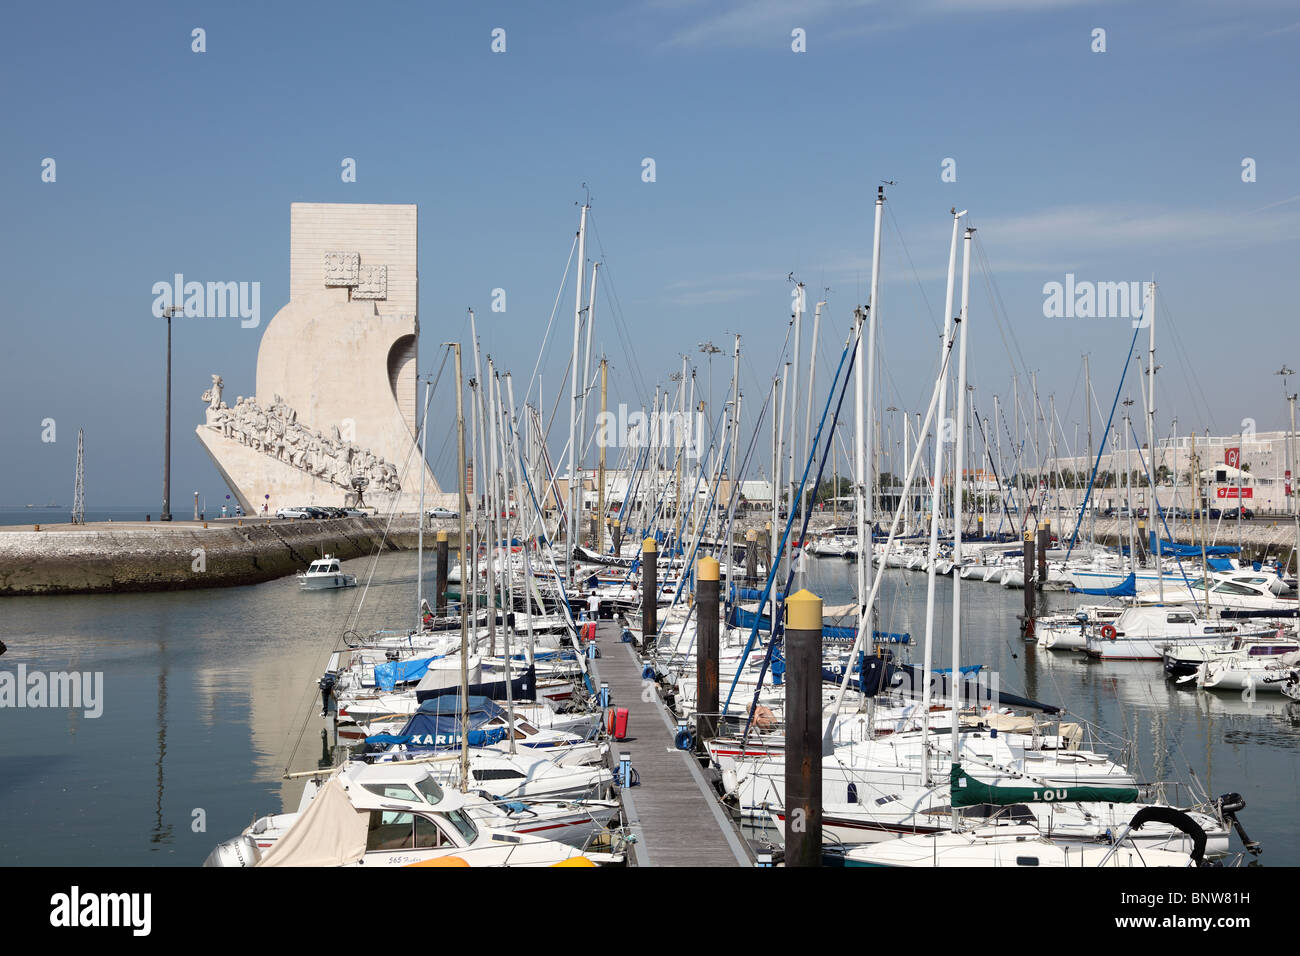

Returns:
150,619,171,849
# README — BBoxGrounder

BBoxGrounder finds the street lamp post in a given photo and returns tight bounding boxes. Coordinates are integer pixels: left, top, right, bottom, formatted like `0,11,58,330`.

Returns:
161,304,182,521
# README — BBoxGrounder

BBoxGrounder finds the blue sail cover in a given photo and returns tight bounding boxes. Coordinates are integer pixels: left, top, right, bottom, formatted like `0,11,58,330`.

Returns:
730,585,788,604
415,664,538,705
728,605,910,643
368,695,510,750
727,605,779,632
1069,572,1137,596
372,656,438,692
1149,533,1239,557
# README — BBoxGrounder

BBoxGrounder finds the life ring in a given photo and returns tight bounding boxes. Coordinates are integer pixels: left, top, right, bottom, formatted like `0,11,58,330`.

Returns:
1100,624,1118,640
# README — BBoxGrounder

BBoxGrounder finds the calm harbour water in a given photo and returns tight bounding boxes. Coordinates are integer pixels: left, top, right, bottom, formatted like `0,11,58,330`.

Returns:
0,549,442,866
1,551,1296,865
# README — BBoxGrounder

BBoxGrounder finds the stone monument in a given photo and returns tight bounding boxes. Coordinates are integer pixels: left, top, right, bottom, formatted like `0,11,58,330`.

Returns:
196,203,450,514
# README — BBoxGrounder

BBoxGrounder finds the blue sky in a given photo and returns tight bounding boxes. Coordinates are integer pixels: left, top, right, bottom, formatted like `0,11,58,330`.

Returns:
2,0,1297,506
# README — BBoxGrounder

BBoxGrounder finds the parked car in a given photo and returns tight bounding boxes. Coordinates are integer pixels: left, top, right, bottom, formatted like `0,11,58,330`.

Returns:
1224,507,1254,520
343,508,369,517
428,506,457,519
302,506,330,518
276,507,309,519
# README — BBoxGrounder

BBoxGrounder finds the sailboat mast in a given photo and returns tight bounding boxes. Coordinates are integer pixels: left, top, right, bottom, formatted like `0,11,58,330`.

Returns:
853,304,868,651
485,355,501,657
987,395,998,530
598,357,608,553
417,376,431,629
578,261,600,546
770,376,779,570
901,411,909,537
802,298,823,536
789,283,803,545
469,309,496,657
677,356,688,553
920,208,964,789
1084,354,1094,546
450,342,471,786
492,366,517,754
566,201,588,583
950,226,974,766
863,185,885,652
1145,282,1163,603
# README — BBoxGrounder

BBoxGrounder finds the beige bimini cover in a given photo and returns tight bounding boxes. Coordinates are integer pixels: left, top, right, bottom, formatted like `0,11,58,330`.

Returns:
257,777,369,867
821,603,860,621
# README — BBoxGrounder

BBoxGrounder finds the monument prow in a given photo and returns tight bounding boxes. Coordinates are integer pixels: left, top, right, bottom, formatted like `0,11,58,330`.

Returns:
195,203,454,514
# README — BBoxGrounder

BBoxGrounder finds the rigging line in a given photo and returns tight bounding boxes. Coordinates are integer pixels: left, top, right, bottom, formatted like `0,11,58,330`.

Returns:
884,201,940,335
1121,415,1210,596
1160,294,1218,435
586,211,652,402
970,248,1034,415
727,326,860,726
524,229,580,409
281,353,449,776
1063,318,1145,556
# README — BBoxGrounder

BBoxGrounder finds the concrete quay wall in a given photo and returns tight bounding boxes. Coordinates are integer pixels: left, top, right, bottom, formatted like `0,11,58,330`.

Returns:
0,516,462,596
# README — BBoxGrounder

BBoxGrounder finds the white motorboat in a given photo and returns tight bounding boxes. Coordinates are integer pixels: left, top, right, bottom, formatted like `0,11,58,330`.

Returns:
204,762,604,867
1134,570,1299,617
298,554,356,590
1084,605,1249,662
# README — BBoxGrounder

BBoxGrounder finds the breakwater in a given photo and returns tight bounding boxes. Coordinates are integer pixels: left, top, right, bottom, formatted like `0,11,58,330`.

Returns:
0,516,462,596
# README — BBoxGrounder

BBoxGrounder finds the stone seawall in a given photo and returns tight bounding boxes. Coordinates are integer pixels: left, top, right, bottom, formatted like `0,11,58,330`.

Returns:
0,516,462,596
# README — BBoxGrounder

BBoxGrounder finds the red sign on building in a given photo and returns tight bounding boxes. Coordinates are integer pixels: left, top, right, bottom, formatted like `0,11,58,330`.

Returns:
1216,487,1253,499
1224,447,1240,469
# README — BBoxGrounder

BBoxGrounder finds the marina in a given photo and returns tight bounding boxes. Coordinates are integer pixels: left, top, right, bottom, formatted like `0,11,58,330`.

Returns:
3,551,1299,867
7,187,1300,876
3,7,1298,942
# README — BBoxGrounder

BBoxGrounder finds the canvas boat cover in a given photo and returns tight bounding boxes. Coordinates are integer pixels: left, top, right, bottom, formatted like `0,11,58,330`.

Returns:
256,777,367,867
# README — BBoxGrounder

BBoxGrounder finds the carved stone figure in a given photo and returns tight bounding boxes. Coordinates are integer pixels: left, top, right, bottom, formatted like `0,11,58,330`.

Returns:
200,375,225,425
201,383,398,492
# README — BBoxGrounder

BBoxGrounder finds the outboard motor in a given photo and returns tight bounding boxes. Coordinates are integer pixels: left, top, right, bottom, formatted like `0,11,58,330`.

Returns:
318,671,338,717
1214,792,1261,856
202,833,261,867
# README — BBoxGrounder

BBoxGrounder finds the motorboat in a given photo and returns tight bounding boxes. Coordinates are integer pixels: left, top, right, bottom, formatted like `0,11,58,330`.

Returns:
1083,605,1255,662
298,554,356,590
203,762,611,867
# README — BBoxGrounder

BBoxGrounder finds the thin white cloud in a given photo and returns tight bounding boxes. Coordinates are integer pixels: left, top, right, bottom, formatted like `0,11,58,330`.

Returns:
655,0,1096,49
977,202,1300,250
